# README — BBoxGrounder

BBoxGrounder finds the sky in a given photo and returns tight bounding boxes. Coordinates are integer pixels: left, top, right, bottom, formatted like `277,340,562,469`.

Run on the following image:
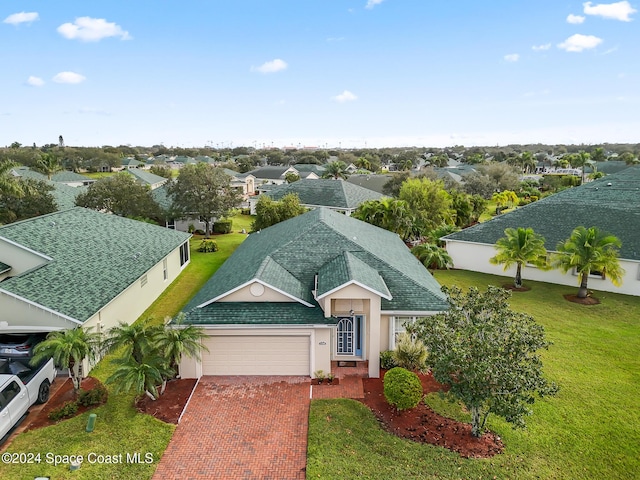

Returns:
1,1,639,149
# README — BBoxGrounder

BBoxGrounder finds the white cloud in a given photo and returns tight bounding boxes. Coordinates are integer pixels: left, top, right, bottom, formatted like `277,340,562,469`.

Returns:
504,53,520,62
333,90,358,103
365,0,385,9
52,72,86,84
567,14,586,23
57,17,131,42
26,76,44,87
557,34,603,52
583,1,637,21
251,59,288,74
3,12,39,25
532,43,552,51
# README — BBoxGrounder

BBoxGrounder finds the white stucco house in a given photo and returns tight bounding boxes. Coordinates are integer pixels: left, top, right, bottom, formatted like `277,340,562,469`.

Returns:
177,208,448,379
443,166,640,297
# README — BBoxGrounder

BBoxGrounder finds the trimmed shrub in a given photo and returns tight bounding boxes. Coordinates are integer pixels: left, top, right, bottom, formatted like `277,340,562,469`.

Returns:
383,367,423,411
77,385,108,407
393,333,428,373
213,219,233,234
48,400,79,421
380,350,399,370
197,240,218,253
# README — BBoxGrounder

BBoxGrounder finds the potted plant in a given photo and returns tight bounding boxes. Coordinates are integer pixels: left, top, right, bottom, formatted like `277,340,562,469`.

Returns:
326,373,335,385
314,370,325,384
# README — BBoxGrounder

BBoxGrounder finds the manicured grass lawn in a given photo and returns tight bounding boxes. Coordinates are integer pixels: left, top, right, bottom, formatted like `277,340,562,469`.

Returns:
308,270,640,480
0,214,251,479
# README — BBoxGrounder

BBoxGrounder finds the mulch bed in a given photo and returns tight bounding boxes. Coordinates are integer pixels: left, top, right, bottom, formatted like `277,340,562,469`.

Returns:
360,372,504,458
24,376,106,432
135,378,197,424
564,294,600,305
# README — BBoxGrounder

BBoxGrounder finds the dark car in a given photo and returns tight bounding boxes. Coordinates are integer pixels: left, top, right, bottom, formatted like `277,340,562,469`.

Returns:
0,333,48,359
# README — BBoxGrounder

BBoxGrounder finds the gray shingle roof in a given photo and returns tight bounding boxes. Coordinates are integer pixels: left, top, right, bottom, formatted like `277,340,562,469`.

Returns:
247,166,292,179
444,166,640,261
181,208,448,325
346,174,393,194
263,179,383,210
0,208,191,322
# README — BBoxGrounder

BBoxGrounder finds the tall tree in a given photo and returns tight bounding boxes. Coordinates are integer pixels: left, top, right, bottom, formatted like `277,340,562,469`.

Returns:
0,178,57,224
490,227,548,288
551,226,625,298
35,152,63,180
168,163,240,237
30,328,101,393
322,161,348,180
569,151,591,184
153,313,210,375
398,177,453,236
352,197,415,240
408,286,558,437
75,172,160,220
0,159,23,198
251,193,307,231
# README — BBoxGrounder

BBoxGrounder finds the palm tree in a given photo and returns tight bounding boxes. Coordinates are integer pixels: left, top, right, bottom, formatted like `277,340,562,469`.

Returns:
152,314,209,376
0,159,23,197
353,198,415,240
103,319,161,363
35,152,63,180
322,161,348,180
551,226,625,299
411,243,453,270
30,328,101,393
489,227,548,288
106,355,173,400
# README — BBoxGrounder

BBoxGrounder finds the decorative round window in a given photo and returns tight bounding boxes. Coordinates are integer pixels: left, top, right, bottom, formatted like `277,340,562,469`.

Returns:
250,283,265,297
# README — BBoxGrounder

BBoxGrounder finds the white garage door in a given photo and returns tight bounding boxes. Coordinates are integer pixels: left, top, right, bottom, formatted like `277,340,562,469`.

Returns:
201,335,310,376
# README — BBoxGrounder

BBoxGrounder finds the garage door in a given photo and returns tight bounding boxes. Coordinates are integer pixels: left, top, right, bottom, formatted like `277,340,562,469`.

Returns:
201,335,310,376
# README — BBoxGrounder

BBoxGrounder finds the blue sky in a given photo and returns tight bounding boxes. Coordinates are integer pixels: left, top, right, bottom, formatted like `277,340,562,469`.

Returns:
1,1,638,148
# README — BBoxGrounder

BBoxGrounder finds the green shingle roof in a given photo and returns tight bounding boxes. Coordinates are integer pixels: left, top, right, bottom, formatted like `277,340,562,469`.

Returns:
317,251,391,299
127,168,168,187
346,174,393,194
444,166,640,261
264,179,384,210
181,208,448,325
181,302,336,325
0,261,10,274
0,208,191,322
51,171,93,183
247,166,291,179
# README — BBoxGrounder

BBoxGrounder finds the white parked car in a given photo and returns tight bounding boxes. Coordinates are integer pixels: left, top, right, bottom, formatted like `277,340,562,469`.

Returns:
0,357,56,440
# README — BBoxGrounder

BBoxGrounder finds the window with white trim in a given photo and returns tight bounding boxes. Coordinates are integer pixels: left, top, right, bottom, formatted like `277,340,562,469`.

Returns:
179,241,190,267
390,316,418,349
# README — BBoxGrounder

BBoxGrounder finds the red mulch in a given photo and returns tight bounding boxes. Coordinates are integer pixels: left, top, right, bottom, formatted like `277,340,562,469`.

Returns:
564,294,600,305
24,377,106,431
135,378,197,424
360,372,504,458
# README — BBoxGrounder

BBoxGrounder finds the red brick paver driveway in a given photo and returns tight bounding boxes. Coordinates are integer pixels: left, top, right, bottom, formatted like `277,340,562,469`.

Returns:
152,376,310,480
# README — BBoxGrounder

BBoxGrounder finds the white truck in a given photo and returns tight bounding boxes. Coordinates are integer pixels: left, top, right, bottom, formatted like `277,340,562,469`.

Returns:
0,357,56,440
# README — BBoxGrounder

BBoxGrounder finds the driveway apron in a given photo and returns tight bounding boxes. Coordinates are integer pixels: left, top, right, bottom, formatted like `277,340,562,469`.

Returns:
152,376,310,480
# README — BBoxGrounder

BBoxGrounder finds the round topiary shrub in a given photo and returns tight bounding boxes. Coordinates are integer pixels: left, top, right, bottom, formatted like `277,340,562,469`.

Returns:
383,367,423,411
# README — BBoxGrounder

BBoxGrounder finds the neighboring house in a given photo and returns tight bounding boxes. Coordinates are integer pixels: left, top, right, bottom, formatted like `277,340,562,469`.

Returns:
177,208,448,379
10,167,88,210
0,208,191,371
121,157,145,170
127,168,169,190
246,166,300,185
248,179,384,215
293,163,326,177
224,169,256,200
443,166,640,296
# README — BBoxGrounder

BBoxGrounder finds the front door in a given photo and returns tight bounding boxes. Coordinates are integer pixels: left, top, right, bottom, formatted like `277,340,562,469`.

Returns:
336,316,363,356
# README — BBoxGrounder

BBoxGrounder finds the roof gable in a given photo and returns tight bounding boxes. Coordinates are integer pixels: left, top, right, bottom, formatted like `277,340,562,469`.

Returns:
317,251,391,300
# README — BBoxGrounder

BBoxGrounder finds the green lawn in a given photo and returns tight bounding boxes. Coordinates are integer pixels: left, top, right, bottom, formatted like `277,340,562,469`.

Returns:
0,214,251,479
308,270,640,480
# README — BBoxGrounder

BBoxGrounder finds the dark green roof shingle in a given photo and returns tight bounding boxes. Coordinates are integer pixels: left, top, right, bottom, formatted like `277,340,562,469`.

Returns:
264,179,384,210
0,208,191,322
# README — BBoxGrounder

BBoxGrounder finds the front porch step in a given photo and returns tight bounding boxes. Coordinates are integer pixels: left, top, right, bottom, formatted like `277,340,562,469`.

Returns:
331,360,369,379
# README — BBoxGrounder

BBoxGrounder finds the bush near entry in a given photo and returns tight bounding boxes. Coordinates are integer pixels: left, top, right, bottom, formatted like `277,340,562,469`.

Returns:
383,367,423,411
